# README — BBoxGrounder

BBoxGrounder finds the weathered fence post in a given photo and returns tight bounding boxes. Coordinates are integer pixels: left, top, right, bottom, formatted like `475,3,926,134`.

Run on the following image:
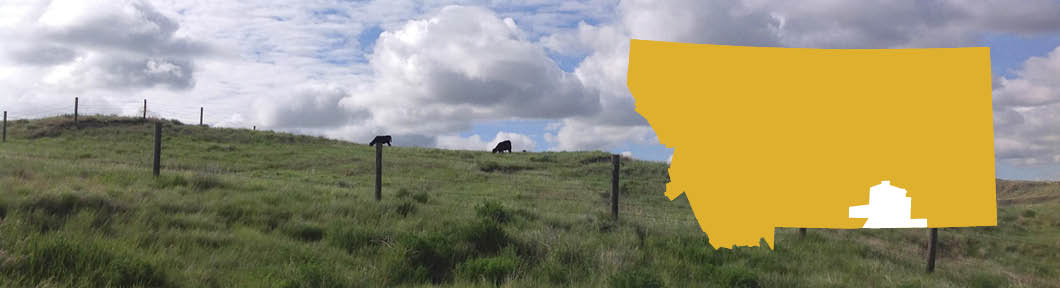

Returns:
612,154,620,220
74,97,79,126
253,125,256,131
153,122,162,176
800,228,807,238
2,111,6,143
143,99,147,120
375,142,383,201
927,228,938,272
199,107,204,126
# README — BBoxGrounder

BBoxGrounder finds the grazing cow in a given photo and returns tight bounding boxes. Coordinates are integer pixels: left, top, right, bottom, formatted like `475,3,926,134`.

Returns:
492,140,512,153
369,135,392,146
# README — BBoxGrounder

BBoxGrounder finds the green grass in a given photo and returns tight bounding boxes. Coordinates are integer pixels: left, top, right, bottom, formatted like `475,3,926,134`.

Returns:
0,115,1057,287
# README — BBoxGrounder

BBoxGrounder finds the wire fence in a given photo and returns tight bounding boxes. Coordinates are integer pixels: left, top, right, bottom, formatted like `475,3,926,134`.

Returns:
439,169,698,230
2,97,257,129
0,102,693,227
2,97,1050,272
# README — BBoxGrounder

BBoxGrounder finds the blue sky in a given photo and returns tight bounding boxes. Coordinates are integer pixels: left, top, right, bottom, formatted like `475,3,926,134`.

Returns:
2,0,1060,179
982,34,1060,78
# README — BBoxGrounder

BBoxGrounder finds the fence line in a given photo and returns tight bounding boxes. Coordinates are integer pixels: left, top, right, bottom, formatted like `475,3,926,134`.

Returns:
935,228,1056,247
1,97,262,130
3,97,989,274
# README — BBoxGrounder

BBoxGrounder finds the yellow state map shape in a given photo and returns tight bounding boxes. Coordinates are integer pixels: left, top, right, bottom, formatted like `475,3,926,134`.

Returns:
627,40,996,249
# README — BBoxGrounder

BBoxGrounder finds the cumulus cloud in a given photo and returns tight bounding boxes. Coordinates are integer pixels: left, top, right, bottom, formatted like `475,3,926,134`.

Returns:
347,5,600,137
4,0,1060,167
539,22,649,151
993,47,1060,108
542,0,783,151
163,3,616,142
621,0,782,47
545,118,655,150
231,4,605,146
260,84,370,128
436,131,536,151
0,0,208,93
992,48,1060,165
993,47,1060,165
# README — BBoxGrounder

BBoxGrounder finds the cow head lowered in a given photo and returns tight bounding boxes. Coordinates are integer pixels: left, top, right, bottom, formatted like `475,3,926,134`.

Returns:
492,140,512,153
369,135,392,146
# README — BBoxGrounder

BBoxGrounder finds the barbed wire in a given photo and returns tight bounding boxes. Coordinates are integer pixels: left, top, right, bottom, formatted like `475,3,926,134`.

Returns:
4,151,1049,244
7,100,1051,245
1,98,262,129
935,228,1057,247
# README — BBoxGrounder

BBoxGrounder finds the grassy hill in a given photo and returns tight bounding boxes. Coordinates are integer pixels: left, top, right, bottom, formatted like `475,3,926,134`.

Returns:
0,115,1057,287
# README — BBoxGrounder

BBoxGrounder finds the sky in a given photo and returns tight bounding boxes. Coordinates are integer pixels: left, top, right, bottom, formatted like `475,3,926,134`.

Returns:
1,0,1060,180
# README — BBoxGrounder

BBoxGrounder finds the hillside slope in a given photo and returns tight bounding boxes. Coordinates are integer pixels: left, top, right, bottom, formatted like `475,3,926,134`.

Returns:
0,116,1057,287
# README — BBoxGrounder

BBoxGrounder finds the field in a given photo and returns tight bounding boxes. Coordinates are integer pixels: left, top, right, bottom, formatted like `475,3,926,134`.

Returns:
0,116,1057,287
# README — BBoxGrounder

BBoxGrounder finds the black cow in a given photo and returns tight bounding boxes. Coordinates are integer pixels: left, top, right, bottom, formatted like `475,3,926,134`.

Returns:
369,135,392,146
492,140,512,153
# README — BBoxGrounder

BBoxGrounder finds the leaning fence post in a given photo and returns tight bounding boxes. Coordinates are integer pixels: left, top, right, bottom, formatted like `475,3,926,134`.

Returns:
375,142,383,201
611,154,620,220
74,97,79,127
153,122,162,176
926,228,938,272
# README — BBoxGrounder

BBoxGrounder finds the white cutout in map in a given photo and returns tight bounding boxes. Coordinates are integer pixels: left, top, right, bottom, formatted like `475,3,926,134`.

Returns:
848,181,928,228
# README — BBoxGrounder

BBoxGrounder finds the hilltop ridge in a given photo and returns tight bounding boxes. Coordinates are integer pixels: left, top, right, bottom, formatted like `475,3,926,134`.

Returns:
0,115,1056,287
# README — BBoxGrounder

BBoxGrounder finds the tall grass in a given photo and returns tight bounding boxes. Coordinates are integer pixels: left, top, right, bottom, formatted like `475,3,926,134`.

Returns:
0,116,1056,287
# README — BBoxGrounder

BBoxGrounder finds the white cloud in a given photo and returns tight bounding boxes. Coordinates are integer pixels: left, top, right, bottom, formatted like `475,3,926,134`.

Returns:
621,0,782,47
436,134,489,151
753,0,1060,48
545,118,656,151
266,5,608,146
352,6,599,132
993,47,1060,165
994,47,1060,108
0,0,207,97
4,0,1060,168
620,151,632,158
259,84,370,128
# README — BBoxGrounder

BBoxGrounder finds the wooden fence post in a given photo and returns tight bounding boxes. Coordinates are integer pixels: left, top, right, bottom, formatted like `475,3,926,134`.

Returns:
199,107,204,126
153,122,162,176
927,228,938,272
612,154,620,220
143,99,147,120
800,228,807,238
2,111,6,143
74,97,79,126
375,142,383,201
